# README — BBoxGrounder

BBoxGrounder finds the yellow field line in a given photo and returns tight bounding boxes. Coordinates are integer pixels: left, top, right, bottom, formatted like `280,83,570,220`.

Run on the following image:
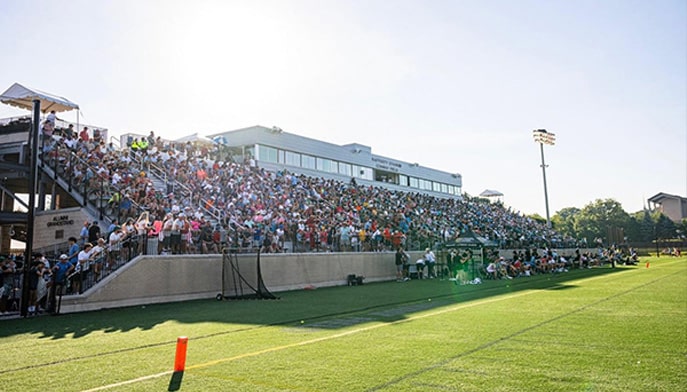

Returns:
82,261,681,392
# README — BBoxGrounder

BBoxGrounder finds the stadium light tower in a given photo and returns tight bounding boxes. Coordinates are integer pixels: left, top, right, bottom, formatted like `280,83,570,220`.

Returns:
532,129,556,228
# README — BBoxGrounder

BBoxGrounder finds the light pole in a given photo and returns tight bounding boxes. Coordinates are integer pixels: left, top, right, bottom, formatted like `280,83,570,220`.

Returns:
532,129,555,228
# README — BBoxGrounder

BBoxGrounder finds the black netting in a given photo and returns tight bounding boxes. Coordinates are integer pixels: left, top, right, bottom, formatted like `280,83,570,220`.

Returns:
219,249,278,300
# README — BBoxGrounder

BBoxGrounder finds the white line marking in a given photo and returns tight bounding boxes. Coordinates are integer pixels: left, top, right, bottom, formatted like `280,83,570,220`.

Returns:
82,263,681,391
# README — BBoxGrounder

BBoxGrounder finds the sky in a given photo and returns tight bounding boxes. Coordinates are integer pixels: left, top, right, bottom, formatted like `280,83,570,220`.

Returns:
1,0,685,217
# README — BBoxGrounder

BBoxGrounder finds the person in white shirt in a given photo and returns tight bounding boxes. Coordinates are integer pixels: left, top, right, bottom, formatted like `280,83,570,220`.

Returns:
424,248,437,278
108,227,126,270
46,110,57,125
75,243,94,293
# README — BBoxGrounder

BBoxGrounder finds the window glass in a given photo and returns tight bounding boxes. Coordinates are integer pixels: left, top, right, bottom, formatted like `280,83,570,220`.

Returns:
302,154,316,169
258,145,278,163
285,151,301,167
339,163,351,176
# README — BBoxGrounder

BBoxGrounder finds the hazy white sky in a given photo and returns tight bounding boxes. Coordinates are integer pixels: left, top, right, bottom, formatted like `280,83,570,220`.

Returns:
1,0,685,217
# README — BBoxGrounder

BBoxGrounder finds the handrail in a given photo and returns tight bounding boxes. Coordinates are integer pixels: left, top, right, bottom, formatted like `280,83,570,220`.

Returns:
109,135,120,149
40,143,144,223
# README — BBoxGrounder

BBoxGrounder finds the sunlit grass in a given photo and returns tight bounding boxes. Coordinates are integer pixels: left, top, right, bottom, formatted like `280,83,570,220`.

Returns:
0,256,684,391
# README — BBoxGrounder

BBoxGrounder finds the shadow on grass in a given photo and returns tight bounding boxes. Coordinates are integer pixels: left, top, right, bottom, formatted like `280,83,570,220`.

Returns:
167,371,184,391
0,265,630,342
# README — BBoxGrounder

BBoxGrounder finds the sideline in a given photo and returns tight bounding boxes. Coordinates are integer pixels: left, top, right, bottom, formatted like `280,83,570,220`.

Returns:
82,260,682,392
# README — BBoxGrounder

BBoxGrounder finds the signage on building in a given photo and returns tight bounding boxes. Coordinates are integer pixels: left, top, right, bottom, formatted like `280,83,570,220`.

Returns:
47,215,74,227
371,157,402,173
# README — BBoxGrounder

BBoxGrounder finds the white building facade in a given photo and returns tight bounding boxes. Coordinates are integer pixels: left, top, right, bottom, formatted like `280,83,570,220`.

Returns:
210,126,462,198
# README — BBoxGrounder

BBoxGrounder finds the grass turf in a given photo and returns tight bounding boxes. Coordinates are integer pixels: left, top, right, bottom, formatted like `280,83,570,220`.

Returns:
0,256,684,391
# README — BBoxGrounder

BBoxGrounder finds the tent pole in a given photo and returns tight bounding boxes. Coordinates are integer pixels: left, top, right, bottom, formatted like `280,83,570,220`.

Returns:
21,99,40,317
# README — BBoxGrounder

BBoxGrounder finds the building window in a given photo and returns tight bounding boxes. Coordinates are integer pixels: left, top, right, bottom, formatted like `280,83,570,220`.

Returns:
399,175,408,187
258,145,278,163
245,146,255,160
433,182,441,192
317,158,338,173
339,163,352,176
278,150,285,164
409,177,419,188
302,154,316,169
284,151,301,167
441,183,448,193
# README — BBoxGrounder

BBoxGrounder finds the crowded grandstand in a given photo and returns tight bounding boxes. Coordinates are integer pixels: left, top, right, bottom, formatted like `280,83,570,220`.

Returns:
1,115,630,316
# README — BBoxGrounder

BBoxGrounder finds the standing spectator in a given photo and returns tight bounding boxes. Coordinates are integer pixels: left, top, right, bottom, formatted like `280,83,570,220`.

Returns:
79,127,90,142
179,214,191,254
0,256,17,314
135,211,151,255
88,221,101,244
108,227,126,270
424,248,437,278
395,247,407,282
28,258,46,315
41,120,54,150
49,254,73,313
107,220,118,238
159,213,173,254
79,221,89,246
46,110,57,124
76,243,94,294
67,237,80,267
64,123,75,138
170,214,183,254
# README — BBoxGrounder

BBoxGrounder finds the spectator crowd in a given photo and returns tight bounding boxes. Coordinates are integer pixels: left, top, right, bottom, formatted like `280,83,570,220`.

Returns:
40,123,583,257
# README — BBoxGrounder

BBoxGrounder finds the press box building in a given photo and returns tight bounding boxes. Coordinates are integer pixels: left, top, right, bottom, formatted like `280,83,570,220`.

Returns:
209,125,462,198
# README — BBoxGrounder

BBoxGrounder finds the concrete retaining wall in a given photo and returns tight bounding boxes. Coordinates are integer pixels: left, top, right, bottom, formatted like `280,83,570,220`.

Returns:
60,248,591,313
60,251,405,313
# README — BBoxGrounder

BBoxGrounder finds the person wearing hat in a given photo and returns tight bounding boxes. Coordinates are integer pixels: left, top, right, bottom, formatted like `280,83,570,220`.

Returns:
48,254,73,313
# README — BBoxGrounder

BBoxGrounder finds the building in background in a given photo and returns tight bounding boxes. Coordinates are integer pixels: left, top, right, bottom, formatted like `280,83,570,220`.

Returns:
210,125,462,198
648,192,687,222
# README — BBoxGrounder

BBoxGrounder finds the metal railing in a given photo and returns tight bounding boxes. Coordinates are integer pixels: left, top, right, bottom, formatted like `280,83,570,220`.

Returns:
39,142,144,223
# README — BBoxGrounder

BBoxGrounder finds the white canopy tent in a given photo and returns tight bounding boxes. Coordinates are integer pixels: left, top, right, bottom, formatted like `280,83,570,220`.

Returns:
479,189,504,197
0,82,79,113
0,82,80,317
479,189,504,203
175,132,215,145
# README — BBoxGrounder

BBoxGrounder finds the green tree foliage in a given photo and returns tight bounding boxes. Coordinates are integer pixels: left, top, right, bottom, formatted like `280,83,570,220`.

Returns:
551,207,580,238
574,199,631,244
527,213,546,225
679,219,687,239
654,213,676,239
639,210,656,242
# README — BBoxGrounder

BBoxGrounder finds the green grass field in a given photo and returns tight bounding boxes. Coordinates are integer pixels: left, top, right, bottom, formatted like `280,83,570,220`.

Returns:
1,256,685,391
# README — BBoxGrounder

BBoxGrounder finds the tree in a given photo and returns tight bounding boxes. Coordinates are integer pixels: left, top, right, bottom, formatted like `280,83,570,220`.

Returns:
551,207,580,238
655,214,676,240
527,213,547,225
639,210,656,242
678,219,687,240
574,199,631,245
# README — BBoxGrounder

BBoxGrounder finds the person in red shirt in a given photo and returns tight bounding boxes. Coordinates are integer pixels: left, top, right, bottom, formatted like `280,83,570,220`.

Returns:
79,127,89,142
